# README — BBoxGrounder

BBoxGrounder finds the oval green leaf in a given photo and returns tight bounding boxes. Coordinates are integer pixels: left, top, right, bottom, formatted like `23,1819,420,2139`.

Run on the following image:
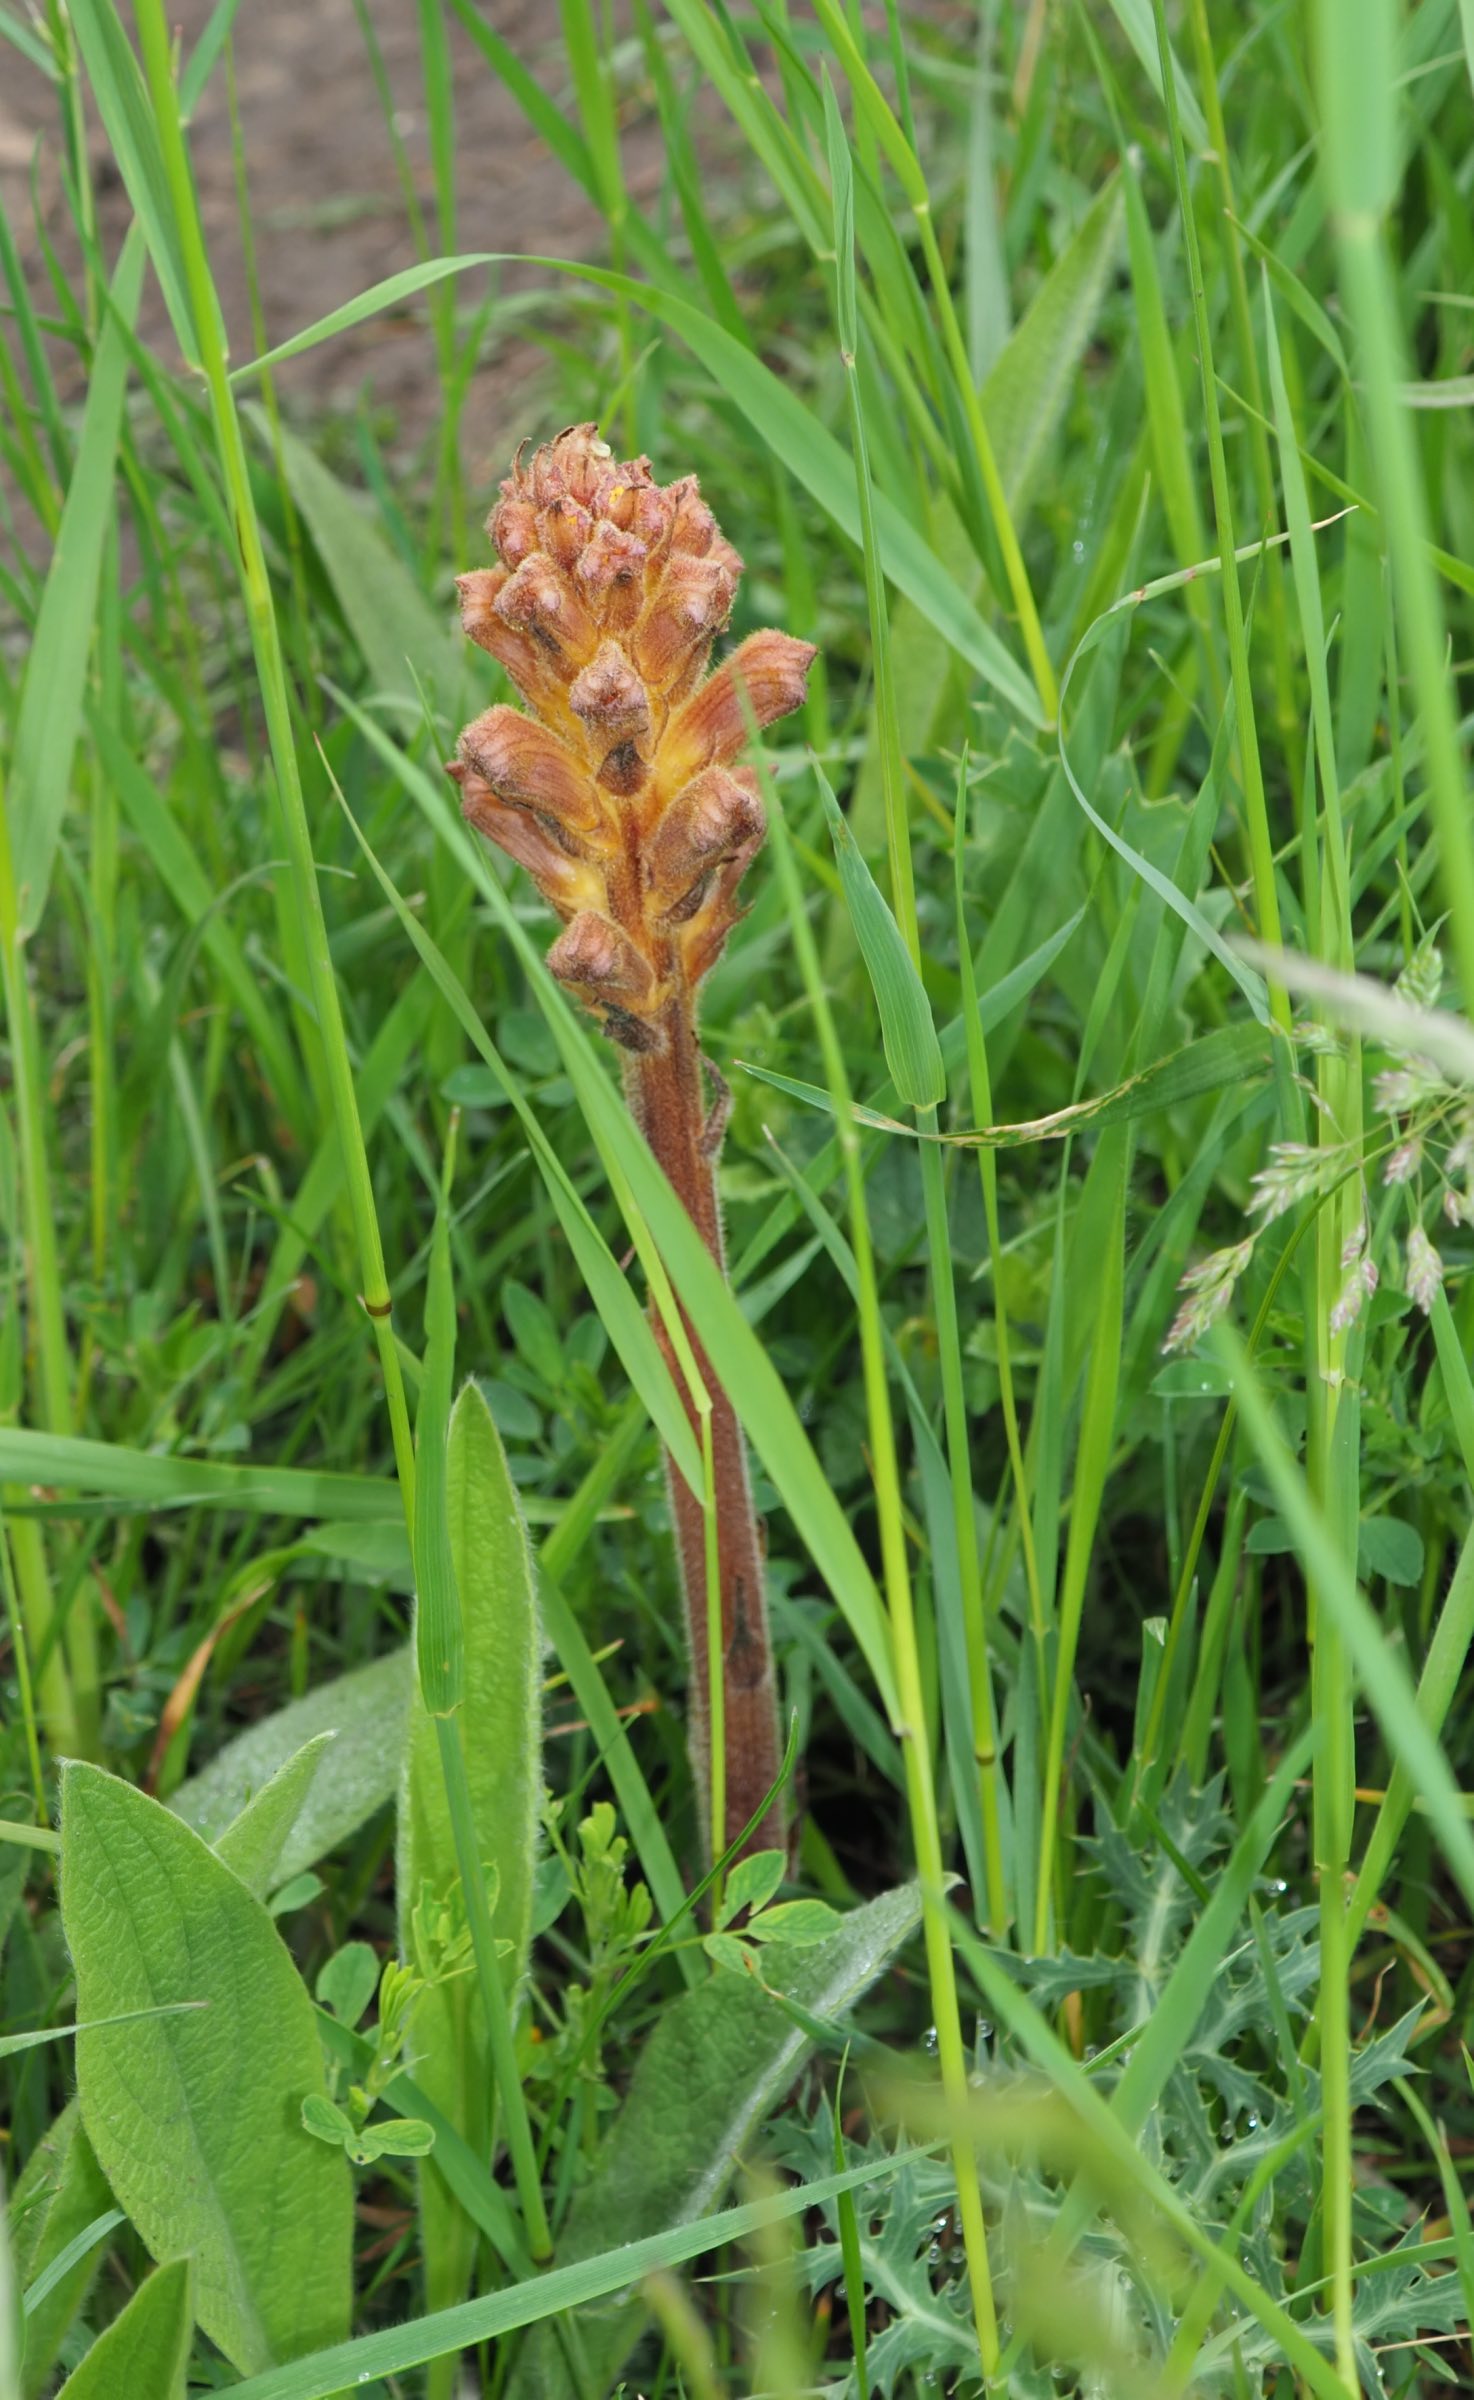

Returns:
62,1764,352,2374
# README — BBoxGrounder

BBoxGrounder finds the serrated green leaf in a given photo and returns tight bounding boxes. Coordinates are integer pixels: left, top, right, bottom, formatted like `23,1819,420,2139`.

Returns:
816,769,944,1108
55,2257,192,2400
62,1764,352,2373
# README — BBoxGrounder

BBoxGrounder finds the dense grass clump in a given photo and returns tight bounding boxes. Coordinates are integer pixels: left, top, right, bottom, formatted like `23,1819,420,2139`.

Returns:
3,4,1474,2396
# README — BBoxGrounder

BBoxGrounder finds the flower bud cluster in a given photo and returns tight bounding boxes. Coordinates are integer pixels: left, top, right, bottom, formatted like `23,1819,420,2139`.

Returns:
451,424,815,1052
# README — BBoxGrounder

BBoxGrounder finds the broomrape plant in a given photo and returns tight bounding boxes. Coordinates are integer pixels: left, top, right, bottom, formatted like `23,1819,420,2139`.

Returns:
451,423,814,1857
7,3,1474,2397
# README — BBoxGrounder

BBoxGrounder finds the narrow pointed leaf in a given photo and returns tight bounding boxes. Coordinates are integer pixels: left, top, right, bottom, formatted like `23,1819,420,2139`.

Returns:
816,769,945,1107
55,2258,192,2400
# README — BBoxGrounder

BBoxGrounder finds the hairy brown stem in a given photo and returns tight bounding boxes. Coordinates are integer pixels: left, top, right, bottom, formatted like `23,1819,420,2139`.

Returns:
630,994,784,1859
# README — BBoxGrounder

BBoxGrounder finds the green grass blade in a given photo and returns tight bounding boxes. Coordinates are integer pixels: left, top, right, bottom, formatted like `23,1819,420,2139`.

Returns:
10,231,142,935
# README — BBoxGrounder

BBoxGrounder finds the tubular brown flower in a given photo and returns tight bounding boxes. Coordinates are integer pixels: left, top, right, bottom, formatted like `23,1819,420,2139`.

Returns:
451,424,815,1860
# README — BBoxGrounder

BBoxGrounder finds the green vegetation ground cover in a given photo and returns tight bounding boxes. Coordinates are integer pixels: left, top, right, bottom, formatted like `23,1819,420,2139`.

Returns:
3,2,1474,2395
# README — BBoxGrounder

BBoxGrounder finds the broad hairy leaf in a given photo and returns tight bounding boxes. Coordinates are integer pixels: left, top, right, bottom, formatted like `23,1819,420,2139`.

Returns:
172,1650,410,1882
398,1381,542,2329
55,2257,191,2400
515,1883,922,2399
213,1733,338,1900
62,1764,352,2374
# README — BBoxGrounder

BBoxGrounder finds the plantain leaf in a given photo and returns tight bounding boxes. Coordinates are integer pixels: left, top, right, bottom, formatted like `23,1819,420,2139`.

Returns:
398,1382,542,2349
172,1651,411,1884
513,1883,922,2399
981,174,1123,511
212,1734,338,1900
55,2257,191,2400
62,1765,352,2373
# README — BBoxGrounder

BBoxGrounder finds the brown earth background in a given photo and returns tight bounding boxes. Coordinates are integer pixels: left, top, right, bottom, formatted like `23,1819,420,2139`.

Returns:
1,1,703,483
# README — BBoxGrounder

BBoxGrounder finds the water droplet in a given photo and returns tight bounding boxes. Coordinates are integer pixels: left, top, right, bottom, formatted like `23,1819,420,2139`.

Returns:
975,2017,993,2044
1267,1877,1288,1896
927,2241,943,2266
1245,2112,1260,2131
1220,2120,1236,2146
922,2025,939,2056
1072,538,1086,563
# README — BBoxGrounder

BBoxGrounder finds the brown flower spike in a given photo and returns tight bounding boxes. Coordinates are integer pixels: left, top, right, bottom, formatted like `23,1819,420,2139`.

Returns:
451,425,815,1858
